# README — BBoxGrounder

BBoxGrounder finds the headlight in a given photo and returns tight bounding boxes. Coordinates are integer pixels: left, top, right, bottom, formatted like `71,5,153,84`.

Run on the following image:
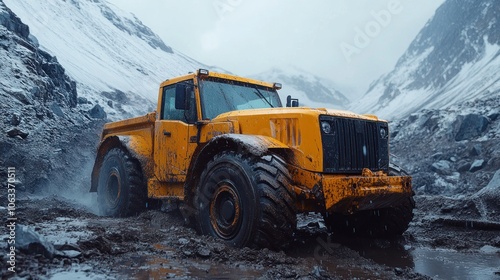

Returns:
321,121,332,134
380,127,388,138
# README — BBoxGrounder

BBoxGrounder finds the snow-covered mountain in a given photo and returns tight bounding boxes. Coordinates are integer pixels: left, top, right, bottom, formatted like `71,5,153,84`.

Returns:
253,67,350,110
372,0,500,201
4,0,208,119
4,0,354,116
0,0,105,194
0,0,217,195
351,0,500,119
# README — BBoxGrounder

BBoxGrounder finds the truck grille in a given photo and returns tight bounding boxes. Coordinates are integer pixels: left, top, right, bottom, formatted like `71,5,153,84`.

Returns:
320,116,389,173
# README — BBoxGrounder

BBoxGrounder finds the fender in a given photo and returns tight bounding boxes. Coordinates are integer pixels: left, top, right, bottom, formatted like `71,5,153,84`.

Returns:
183,133,291,201
90,135,153,192
208,134,290,156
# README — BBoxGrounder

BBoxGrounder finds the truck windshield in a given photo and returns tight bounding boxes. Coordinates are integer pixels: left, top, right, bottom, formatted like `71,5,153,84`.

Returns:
199,77,282,119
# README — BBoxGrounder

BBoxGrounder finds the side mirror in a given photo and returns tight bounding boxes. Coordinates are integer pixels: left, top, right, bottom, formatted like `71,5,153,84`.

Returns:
175,83,190,110
286,95,299,107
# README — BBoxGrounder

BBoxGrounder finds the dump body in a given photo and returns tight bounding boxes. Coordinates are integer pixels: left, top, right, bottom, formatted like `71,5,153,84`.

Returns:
91,69,413,217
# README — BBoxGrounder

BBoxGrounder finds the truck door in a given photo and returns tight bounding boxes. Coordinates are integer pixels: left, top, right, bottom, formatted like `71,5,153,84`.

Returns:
154,81,198,183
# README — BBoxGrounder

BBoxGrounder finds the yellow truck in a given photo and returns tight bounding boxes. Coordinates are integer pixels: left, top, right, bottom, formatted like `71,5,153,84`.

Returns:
90,69,414,249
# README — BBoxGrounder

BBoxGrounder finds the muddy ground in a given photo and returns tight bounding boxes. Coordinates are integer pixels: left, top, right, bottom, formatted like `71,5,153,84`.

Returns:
1,193,500,280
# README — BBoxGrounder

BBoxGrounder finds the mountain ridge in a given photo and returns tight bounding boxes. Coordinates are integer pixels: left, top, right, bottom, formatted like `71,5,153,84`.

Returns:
253,67,350,109
4,0,206,119
351,0,500,119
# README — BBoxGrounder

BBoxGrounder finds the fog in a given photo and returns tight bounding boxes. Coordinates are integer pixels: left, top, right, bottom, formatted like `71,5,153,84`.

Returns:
106,0,444,98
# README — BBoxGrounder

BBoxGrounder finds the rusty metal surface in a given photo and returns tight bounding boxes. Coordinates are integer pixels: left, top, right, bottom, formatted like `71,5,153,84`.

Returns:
216,108,324,172
288,165,412,214
321,170,413,214
147,179,184,199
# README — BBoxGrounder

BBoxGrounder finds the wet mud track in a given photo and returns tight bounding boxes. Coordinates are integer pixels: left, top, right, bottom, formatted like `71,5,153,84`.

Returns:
1,194,500,279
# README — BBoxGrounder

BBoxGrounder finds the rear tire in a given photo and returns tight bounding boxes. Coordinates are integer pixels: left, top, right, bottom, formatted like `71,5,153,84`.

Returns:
194,152,296,249
324,165,415,237
97,148,146,217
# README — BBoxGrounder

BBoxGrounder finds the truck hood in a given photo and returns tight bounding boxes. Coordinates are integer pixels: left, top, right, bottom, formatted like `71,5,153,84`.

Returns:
214,107,384,122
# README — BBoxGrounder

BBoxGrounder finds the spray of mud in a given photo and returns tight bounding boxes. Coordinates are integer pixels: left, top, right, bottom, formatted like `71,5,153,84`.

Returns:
5,119,106,216
53,154,100,216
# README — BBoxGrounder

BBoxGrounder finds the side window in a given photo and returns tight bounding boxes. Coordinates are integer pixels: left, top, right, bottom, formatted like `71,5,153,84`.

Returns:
161,82,197,123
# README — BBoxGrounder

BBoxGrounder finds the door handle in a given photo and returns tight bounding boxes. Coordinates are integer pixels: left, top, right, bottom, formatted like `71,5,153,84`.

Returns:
163,131,171,136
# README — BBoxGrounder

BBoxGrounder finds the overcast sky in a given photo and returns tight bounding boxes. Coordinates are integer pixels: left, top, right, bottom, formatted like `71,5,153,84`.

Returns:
106,0,444,98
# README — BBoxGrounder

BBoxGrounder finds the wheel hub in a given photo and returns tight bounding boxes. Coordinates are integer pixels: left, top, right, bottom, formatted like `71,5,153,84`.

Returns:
106,168,121,205
221,200,235,221
210,183,241,239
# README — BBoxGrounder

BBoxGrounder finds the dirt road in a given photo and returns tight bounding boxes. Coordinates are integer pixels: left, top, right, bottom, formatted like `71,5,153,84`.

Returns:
2,193,499,279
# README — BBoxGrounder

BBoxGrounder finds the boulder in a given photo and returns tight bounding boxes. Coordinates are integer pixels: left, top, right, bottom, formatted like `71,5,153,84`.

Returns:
196,247,211,258
487,157,500,170
469,144,482,156
469,159,486,172
88,104,107,119
15,225,55,259
77,96,90,104
6,127,29,139
431,152,444,160
457,162,471,173
9,89,32,105
488,112,499,121
431,160,452,175
473,169,500,220
480,169,500,191
50,102,65,118
455,114,489,141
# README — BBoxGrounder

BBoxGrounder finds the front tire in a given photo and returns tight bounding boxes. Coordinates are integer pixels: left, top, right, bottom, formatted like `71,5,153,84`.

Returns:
97,148,146,217
194,152,296,249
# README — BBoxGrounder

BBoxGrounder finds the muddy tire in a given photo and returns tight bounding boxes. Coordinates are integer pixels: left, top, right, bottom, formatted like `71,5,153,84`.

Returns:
194,152,296,249
97,148,146,217
324,165,415,237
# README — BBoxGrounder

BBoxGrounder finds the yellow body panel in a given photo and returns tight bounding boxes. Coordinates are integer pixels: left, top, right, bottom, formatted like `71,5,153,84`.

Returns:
148,180,184,198
100,112,156,176
217,108,322,171
94,69,413,214
199,121,236,140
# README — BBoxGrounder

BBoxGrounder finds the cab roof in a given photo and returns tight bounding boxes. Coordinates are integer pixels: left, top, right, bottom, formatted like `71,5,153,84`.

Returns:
159,69,277,89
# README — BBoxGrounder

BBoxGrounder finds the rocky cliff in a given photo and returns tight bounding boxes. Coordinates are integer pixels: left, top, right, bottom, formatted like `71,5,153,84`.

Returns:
0,0,103,196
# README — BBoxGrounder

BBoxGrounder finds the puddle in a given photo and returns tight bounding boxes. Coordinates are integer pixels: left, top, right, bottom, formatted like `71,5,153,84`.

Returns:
118,236,500,279
50,264,113,280
286,233,394,279
411,247,500,280
121,243,264,279
124,256,264,279
327,235,500,280
287,231,500,279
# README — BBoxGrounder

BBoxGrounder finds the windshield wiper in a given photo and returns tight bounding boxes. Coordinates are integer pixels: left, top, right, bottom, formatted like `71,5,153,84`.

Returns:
253,87,275,108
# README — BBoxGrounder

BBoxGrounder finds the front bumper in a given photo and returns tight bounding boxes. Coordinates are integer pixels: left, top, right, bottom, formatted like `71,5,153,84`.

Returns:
320,169,412,214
